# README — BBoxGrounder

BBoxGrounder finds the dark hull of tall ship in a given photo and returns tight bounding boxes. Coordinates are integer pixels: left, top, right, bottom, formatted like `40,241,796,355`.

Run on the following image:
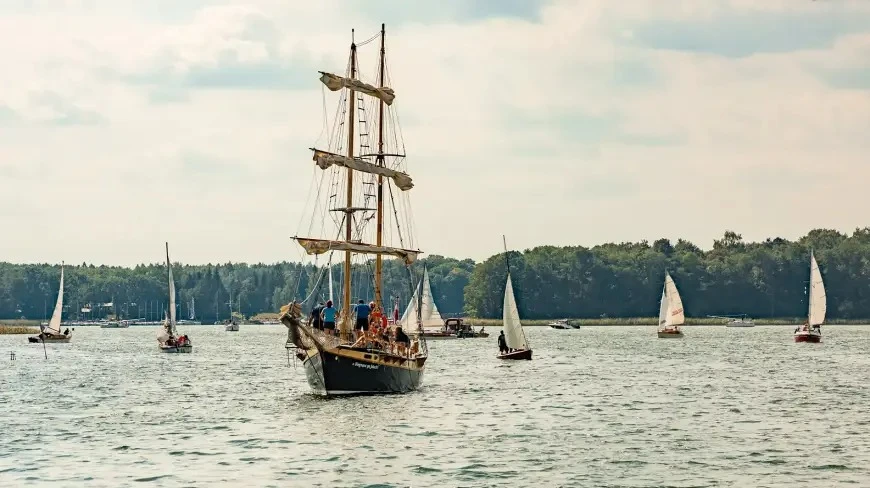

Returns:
302,346,425,396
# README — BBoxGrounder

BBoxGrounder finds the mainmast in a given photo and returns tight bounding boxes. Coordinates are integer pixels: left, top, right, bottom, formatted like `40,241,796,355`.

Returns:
374,23,386,314
341,32,358,343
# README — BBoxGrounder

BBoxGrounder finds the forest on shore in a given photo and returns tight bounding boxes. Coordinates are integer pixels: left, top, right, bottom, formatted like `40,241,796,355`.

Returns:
1,228,868,322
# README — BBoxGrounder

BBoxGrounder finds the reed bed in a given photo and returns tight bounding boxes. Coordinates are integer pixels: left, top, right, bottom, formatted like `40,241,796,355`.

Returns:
0,326,38,334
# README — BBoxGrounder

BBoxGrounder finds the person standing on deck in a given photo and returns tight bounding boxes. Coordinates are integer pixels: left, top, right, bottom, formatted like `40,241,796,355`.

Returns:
310,302,324,330
321,300,337,336
354,299,371,337
498,330,508,354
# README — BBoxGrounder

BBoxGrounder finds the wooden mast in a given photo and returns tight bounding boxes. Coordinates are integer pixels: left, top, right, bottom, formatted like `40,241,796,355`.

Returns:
341,32,357,343
374,23,386,314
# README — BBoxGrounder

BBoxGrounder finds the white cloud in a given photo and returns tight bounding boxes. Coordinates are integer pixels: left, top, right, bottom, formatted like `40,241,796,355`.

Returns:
0,0,867,266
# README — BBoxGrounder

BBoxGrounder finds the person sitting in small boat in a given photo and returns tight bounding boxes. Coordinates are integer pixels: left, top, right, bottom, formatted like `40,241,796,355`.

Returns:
63,328,70,335
498,330,508,354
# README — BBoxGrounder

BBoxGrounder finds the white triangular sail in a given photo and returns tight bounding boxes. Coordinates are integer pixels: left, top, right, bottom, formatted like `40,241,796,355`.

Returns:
328,264,334,304
808,252,827,326
401,268,444,331
660,272,685,329
45,265,64,335
158,243,177,342
657,289,668,327
502,273,528,350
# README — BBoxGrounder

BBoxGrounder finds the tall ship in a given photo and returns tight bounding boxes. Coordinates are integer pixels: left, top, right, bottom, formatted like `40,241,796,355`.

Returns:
280,24,428,396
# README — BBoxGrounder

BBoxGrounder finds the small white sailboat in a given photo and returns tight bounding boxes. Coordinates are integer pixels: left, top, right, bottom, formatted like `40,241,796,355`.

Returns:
224,292,241,331
402,266,453,339
157,243,192,353
498,237,532,360
29,263,71,344
795,251,825,343
657,271,685,338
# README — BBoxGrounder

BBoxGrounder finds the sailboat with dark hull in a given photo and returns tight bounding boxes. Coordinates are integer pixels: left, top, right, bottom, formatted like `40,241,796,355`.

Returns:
280,24,428,396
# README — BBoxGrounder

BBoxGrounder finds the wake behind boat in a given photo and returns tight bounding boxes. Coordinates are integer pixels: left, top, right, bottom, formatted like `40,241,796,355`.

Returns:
28,263,71,344
795,251,826,343
280,24,427,396
157,243,192,353
657,272,685,338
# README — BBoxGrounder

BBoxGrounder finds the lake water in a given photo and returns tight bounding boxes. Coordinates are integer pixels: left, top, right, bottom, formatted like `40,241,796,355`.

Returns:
2,325,869,487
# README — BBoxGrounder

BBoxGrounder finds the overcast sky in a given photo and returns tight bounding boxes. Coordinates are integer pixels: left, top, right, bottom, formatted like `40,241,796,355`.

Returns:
1,0,868,266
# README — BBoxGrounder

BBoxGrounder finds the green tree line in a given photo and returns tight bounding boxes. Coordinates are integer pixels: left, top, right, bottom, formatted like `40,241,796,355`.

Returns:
465,228,870,319
1,228,868,321
0,256,474,322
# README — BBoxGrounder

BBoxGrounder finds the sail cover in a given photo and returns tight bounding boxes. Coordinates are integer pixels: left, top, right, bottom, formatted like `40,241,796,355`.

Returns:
663,272,685,326
401,268,444,331
313,150,413,191
808,253,827,326
295,237,419,265
502,273,527,350
45,265,64,335
319,71,396,105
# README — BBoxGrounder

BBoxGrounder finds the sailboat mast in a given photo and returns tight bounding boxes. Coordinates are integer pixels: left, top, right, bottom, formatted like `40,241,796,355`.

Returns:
374,23,386,313
341,34,358,343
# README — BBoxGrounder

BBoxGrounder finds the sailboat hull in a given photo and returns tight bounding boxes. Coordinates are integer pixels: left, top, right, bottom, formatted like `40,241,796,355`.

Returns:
302,347,425,396
794,331,822,343
657,330,684,338
497,349,532,360
420,332,456,339
159,344,193,353
225,324,239,332
28,334,70,343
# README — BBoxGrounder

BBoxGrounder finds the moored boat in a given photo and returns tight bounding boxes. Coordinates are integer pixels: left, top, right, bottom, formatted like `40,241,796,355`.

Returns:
657,272,685,338
795,252,826,343
157,243,192,353
281,24,427,396
498,237,532,360
29,263,71,344
225,321,239,332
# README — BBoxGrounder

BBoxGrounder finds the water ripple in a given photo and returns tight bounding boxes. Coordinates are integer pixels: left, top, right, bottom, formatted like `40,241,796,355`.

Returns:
2,325,870,486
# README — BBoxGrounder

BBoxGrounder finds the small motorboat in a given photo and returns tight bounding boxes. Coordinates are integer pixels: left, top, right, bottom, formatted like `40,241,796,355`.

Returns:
225,321,239,332
548,319,572,329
